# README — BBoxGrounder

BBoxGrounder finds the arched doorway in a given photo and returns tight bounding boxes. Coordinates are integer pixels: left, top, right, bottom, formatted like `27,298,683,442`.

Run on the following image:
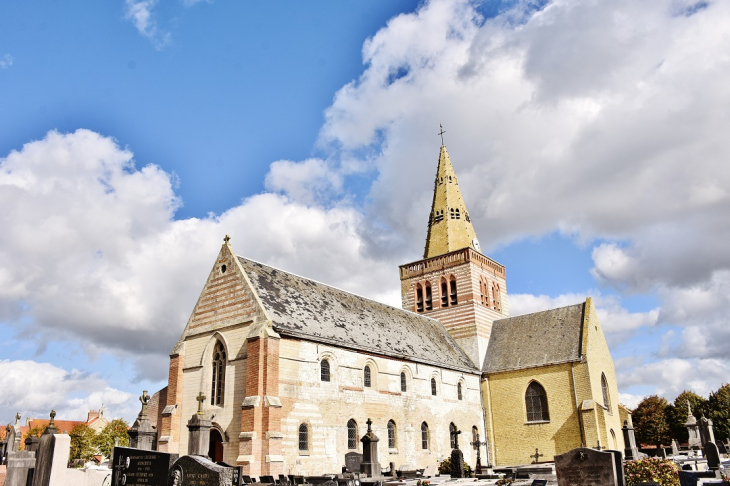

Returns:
209,428,224,463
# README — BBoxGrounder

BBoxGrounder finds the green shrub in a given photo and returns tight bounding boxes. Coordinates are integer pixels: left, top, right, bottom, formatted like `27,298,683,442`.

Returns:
624,457,679,486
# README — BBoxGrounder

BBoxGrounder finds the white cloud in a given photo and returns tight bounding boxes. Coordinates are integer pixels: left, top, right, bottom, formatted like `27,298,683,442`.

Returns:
0,54,13,69
617,358,729,400
0,130,400,380
124,0,171,50
0,359,134,422
264,158,344,205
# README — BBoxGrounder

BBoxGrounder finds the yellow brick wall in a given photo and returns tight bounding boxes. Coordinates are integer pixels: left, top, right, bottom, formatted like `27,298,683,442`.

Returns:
483,363,583,466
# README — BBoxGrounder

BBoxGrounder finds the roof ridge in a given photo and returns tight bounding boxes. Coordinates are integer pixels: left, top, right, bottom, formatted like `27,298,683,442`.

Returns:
496,301,585,321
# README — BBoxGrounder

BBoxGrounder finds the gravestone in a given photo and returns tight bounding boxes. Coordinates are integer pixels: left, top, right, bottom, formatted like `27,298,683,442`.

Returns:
555,447,618,486
359,419,380,477
622,421,640,461
687,404,702,449
421,465,438,478
32,434,70,486
6,424,18,455
344,452,363,473
111,446,178,486
678,470,723,486
673,440,680,456
169,455,233,486
24,437,40,453
705,442,721,471
716,440,728,454
701,417,717,450
5,451,35,486
188,393,213,457
42,411,59,436
128,390,157,451
450,449,465,478
607,450,625,486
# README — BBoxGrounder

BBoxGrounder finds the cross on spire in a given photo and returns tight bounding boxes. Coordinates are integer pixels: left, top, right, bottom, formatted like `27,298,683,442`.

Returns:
196,392,206,414
224,234,231,244
530,448,544,463
438,123,446,146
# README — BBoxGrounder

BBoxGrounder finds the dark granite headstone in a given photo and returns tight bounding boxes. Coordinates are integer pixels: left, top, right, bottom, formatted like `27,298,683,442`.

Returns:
678,470,721,486
717,440,728,454
706,442,721,470
111,446,178,486
6,451,35,486
622,421,639,461
607,450,625,486
169,455,233,486
345,452,363,473
555,447,618,486
450,449,465,478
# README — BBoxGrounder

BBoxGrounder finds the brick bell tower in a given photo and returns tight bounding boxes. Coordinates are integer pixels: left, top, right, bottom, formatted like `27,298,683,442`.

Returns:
399,137,508,367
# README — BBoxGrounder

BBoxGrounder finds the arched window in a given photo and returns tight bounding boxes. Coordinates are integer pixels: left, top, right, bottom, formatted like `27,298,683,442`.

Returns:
450,277,458,305
298,423,309,451
425,282,433,311
457,382,463,401
492,283,502,312
387,420,397,449
211,340,226,406
525,381,549,422
441,279,448,307
347,419,358,449
480,277,490,306
400,372,407,392
610,429,617,449
455,208,460,219
472,426,478,447
421,422,429,450
601,373,611,411
450,208,455,219
431,378,437,396
416,284,424,313
320,359,330,382
364,366,371,388
449,423,457,449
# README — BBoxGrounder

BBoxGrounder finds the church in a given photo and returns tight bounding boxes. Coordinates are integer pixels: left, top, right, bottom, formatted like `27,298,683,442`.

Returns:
153,142,628,474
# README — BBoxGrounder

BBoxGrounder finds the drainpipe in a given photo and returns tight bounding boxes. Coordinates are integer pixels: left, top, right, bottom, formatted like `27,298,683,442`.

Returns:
571,362,586,447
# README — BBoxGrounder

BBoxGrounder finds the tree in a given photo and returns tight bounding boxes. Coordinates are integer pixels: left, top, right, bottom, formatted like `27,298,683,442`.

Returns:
633,395,672,449
708,383,730,442
94,419,130,458
69,423,98,463
667,390,707,443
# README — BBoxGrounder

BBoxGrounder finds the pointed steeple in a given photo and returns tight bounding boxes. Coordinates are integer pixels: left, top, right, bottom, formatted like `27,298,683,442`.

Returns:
423,143,481,259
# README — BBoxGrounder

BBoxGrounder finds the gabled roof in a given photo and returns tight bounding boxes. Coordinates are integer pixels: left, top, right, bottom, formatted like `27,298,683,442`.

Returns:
238,257,479,373
482,302,586,373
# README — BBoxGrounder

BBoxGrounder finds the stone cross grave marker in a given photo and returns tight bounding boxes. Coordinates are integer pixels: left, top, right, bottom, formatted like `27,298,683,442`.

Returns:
345,452,363,473
111,446,178,486
555,447,618,486
169,455,233,486
531,448,544,464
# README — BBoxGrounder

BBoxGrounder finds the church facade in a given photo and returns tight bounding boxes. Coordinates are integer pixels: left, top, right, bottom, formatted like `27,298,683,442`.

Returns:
155,142,626,472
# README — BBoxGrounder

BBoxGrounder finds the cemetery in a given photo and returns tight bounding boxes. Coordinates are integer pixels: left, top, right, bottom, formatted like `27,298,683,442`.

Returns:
2,390,730,486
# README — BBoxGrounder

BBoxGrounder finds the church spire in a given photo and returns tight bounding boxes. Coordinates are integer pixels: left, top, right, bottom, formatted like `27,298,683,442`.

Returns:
423,140,481,259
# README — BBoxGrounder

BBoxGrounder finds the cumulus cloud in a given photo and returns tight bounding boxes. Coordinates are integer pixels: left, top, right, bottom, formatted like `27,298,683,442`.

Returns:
0,130,400,381
124,0,171,50
0,54,13,69
0,360,134,422
616,358,730,400
264,158,344,205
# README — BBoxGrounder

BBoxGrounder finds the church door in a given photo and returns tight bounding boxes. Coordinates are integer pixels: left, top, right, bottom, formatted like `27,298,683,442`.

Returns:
209,429,224,463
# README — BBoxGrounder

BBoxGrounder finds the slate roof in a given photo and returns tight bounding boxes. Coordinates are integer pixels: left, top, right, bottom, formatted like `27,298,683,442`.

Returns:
238,257,479,373
482,302,586,373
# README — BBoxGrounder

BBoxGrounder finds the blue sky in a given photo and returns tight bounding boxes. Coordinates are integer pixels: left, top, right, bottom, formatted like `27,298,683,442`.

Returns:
2,0,730,423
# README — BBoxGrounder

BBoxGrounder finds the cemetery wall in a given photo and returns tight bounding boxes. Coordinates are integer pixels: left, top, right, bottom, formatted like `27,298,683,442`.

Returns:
483,362,583,466
278,338,484,476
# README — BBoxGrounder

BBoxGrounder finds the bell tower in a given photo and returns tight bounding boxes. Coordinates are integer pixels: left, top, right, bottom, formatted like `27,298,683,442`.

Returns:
399,136,508,367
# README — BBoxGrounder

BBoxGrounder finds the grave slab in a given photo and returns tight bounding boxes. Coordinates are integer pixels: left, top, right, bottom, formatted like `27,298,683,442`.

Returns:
5,451,35,486
170,455,233,486
111,446,178,486
555,447,618,486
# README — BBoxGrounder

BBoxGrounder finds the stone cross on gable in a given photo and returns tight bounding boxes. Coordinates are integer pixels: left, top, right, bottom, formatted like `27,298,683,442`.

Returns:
139,390,150,418
530,448,544,463
196,392,206,414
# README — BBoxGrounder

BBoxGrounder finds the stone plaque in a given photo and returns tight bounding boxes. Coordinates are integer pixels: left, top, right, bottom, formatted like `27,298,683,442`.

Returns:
169,455,233,486
111,446,178,486
555,447,618,486
345,452,363,473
